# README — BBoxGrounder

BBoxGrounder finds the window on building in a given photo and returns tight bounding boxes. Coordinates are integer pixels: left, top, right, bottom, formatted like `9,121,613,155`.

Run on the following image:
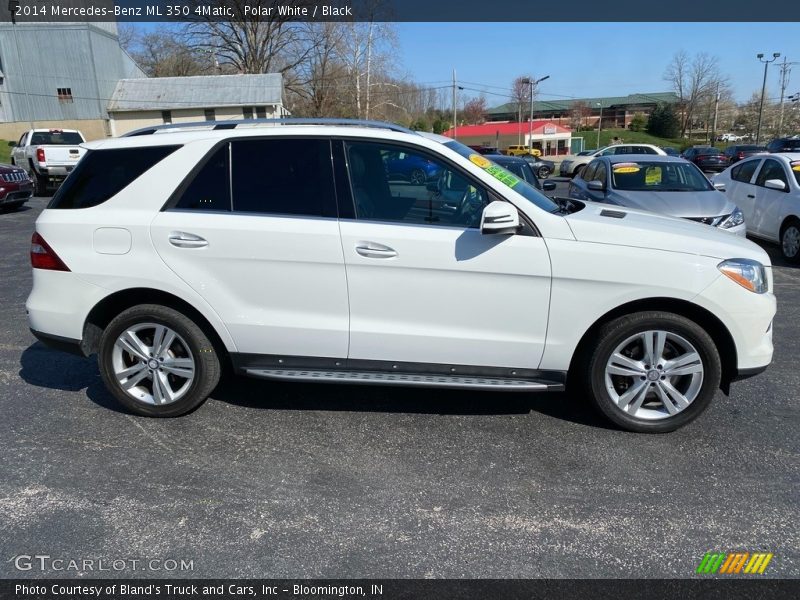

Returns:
204,109,216,122
161,111,172,124
243,107,253,119
256,106,267,119
57,88,73,103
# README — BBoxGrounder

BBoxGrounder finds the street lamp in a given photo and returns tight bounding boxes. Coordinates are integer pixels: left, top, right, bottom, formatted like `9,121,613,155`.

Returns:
756,52,780,145
596,102,603,148
522,75,549,155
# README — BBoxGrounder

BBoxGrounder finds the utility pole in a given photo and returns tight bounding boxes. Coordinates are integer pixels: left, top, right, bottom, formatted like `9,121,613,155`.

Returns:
520,75,550,156
596,102,603,148
710,82,720,145
452,69,457,140
756,52,780,145
777,58,798,137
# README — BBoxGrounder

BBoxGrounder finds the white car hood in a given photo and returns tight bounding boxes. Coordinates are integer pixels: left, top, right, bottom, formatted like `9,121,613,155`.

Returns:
564,202,770,263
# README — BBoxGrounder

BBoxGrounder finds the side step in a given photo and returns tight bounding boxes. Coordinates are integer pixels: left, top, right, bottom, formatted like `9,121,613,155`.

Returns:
244,369,564,392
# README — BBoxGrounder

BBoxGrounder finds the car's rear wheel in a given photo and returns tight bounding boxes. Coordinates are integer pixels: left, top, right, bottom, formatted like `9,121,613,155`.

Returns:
582,311,721,433
98,304,221,417
34,173,48,197
780,219,800,263
537,166,550,179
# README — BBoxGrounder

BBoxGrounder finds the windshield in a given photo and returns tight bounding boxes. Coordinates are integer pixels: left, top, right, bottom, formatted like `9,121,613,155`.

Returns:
610,161,713,192
444,140,558,212
29,131,84,145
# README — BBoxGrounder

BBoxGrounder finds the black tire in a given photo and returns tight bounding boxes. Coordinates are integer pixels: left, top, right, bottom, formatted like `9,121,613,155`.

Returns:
580,311,721,433
98,304,221,417
537,166,550,179
34,173,48,197
780,218,800,264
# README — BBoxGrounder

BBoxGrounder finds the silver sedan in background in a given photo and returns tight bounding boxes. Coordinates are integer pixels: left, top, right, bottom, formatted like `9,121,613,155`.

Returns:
567,155,746,236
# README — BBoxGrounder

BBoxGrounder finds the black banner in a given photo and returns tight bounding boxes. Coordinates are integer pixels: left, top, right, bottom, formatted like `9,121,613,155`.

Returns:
1,580,799,600
1,0,800,23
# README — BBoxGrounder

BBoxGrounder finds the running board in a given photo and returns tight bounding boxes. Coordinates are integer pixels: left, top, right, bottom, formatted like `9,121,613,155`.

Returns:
244,369,564,392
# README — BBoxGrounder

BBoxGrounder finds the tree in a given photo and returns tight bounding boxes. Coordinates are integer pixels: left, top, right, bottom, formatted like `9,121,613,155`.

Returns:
647,103,680,138
664,51,727,138
569,100,591,131
462,96,487,125
511,76,532,122
128,27,215,78
629,113,647,132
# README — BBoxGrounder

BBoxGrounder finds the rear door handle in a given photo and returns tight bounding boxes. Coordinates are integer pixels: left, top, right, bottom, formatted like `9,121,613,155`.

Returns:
169,232,208,248
355,242,397,259
747,194,755,199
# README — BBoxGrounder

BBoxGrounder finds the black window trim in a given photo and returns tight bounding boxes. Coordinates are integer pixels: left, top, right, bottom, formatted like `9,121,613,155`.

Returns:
161,136,341,219
336,136,540,237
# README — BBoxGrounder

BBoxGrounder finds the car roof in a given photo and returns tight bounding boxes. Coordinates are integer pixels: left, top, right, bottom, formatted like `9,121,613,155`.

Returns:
602,155,688,164
488,154,529,164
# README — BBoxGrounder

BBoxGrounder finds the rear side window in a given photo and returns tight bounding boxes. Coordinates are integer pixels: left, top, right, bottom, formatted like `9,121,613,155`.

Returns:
174,145,231,211
230,139,336,217
49,146,180,209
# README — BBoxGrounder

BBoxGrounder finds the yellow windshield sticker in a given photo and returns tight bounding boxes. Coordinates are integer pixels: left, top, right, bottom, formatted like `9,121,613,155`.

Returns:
612,163,641,174
469,154,492,168
791,162,800,172
485,164,520,188
645,167,662,185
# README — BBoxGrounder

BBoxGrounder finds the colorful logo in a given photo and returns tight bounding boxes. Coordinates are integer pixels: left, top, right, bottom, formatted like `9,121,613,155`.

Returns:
696,552,774,575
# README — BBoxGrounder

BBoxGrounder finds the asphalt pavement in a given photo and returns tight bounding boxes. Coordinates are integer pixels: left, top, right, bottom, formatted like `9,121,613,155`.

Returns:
0,197,797,579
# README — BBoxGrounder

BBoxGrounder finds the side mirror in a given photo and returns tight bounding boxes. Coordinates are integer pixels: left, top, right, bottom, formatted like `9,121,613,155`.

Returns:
587,180,605,191
7,141,15,147
542,180,557,192
764,179,787,191
480,200,520,235
713,182,726,192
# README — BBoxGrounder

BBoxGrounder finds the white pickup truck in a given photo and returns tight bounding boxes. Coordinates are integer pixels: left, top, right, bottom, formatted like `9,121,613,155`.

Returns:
10,128,87,195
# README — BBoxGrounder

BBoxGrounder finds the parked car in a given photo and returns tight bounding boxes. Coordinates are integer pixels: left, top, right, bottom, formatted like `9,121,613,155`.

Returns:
712,152,800,262
10,129,87,195
0,163,33,211
559,144,666,177
718,133,744,142
723,145,768,164
568,156,745,236
577,149,596,156
505,144,542,157
27,119,775,433
483,154,556,192
384,150,440,184
661,147,681,157
681,147,730,173
766,137,800,153
519,154,556,179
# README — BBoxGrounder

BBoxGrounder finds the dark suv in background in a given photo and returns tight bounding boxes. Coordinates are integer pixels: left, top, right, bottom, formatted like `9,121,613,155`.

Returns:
723,144,767,164
766,137,800,153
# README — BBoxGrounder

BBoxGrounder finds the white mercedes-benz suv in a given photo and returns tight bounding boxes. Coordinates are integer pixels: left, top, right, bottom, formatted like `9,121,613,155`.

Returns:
26,119,776,433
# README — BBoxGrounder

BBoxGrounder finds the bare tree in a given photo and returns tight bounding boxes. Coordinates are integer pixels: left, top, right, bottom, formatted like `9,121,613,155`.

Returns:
511,76,532,123
287,22,349,117
664,51,727,137
128,27,215,77
462,96,488,124
569,100,591,130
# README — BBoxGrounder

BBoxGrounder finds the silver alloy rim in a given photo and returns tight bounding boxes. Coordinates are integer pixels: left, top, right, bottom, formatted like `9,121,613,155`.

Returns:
410,169,425,185
111,322,195,406
604,330,704,420
783,226,800,258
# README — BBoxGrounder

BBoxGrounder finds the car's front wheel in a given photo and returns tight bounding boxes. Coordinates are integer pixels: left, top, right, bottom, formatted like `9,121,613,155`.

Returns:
98,304,221,417
582,311,721,433
537,166,550,179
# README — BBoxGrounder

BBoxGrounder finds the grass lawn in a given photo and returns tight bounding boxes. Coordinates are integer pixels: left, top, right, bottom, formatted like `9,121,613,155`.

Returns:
0,141,13,164
571,129,723,153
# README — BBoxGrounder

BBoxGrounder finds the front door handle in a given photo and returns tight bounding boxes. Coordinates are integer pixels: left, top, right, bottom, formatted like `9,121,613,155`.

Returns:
169,232,208,248
355,242,397,259
747,194,755,199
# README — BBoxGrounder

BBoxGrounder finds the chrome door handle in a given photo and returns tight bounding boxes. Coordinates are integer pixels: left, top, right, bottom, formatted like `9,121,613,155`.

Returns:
169,232,208,248
355,242,397,259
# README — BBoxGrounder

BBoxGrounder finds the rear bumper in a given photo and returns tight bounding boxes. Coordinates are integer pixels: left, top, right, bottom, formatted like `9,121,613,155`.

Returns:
30,328,87,356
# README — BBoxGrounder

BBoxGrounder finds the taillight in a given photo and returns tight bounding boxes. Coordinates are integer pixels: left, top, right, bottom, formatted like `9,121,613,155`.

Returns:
30,232,69,271
36,147,45,162
738,152,745,158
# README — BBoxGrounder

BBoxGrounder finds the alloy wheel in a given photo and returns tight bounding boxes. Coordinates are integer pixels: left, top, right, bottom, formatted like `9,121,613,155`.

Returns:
782,225,800,259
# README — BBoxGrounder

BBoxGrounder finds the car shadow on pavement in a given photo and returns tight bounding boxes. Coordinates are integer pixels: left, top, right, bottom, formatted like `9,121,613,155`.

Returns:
19,343,614,429
18,342,124,413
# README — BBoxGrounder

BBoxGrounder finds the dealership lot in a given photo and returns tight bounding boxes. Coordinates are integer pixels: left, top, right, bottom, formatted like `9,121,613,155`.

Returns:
0,198,797,578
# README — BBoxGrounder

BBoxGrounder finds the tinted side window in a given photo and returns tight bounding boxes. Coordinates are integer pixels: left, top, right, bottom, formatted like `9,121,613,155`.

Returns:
731,160,759,183
755,159,788,188
230,139,335,217
594,162,607,186
346,141,488,228
582,161,597,181
50,146,180,209
174,145,231,211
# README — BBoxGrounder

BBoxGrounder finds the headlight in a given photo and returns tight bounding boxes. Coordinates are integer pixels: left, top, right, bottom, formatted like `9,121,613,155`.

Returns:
718,259,768,293
719,207,744,229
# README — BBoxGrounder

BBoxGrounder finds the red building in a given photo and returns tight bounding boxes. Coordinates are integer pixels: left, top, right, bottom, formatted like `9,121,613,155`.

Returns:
442,120,573,156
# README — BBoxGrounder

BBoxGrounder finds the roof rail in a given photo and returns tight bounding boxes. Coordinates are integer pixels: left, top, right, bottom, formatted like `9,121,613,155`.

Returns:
122,118,417,137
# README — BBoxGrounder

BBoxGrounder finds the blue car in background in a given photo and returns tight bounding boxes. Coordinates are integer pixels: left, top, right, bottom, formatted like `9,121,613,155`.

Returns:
384,150,441,185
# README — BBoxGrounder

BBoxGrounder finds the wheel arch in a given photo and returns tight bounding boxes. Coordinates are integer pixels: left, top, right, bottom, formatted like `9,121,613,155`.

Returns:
82,288,232,371
568,297,738,394
780,214,800,236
